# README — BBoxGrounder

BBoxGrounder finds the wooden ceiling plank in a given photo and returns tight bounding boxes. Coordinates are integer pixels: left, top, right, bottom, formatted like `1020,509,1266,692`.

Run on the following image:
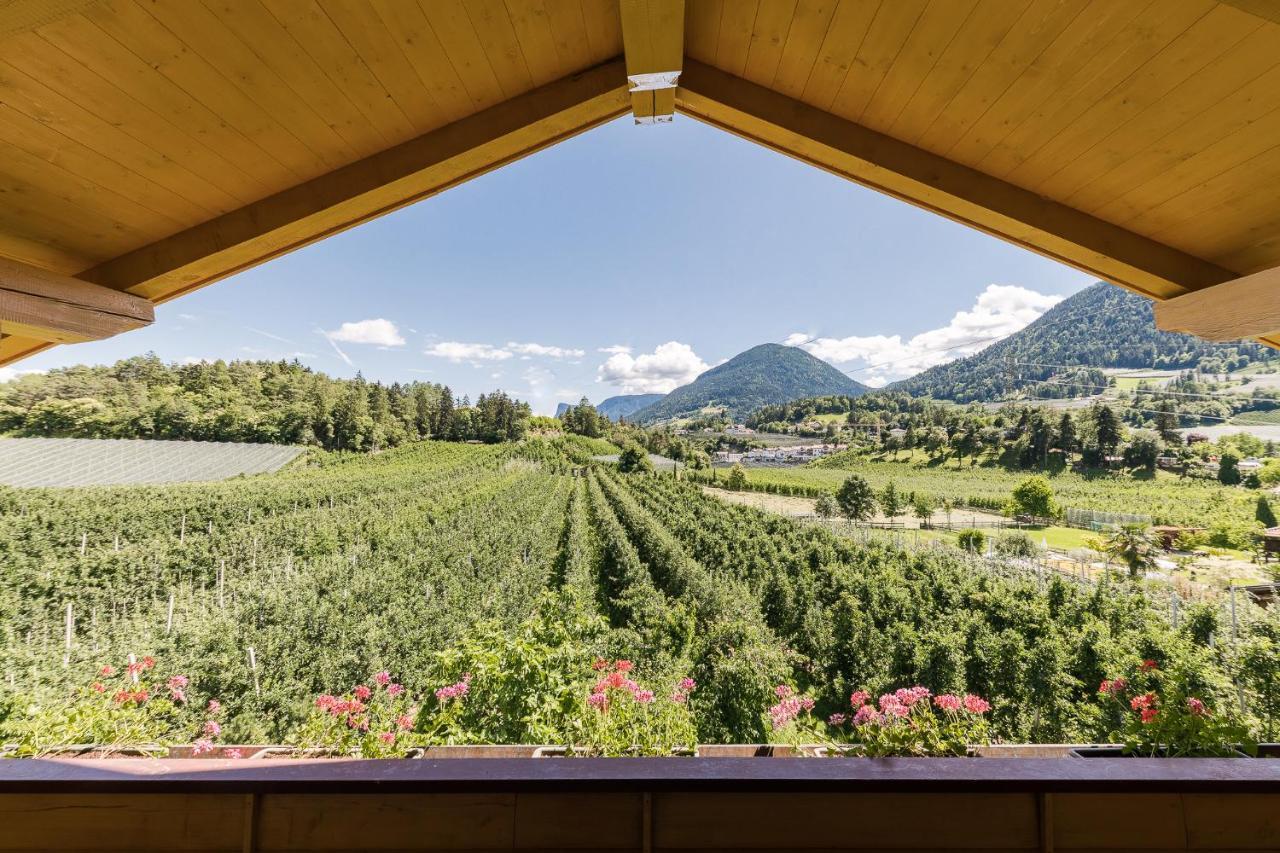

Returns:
1215,229,1280,275
945,0,1155,169
74,60,630,305
1066,56,1280,215
0,100,216,228
0,232,95,277
502,0,567,87
581,0,625,66
462,0,536,98
829,0,929,126
0,57,240,217
714,0,760,78
205,0,392,157
144,0,361,170
682,0,723,66
417,0,510,110
36,10,299,193
857,0,976,132
0,147,175,258
366,0,474,124
543,0,597,75
0,256,153,345
3,30,263,205
308,1,444,137
914,0,1088,157
886,0,1023,145
258,0,417,145
0,335,54,366
769,0,836,100
741,0,797,88
675,58,1235,303
800,0,879,111
84,0,326,182
1004,2,1264,192
1217,0,1280,26
1153,264,1280,341
1161,161,1280,255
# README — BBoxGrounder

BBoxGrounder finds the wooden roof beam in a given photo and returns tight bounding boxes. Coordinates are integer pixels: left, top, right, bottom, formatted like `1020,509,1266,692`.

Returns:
1154,264,1280,341
674,59,1240,304
620,0,684,124
76,61,630,306
0,256,152,345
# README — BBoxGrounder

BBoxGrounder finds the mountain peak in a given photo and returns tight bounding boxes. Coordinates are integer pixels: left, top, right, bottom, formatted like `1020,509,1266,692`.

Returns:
632,344,868,423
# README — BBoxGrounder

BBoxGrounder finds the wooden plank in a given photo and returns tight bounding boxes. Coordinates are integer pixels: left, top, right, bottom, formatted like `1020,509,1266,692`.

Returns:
0,793,243,850
1219,0,1280,25
418,0,510,109
682,0,723,65
714,0,760,78
675,58,1237,301
1153,264,1280,340
740,0,797,87
366,0,475,124
1051,793,1187,850
459,0,536,98
513,793,643,848
620,0,685,121
828,0,930,125
770,0,837,100
256,793,516,850
0,256,153,343
652,792,1038,849
581,0,626,66
1182,793,1280,849
0,335,54,367
75,60,630,303
502,0,566,87
799,0,880,110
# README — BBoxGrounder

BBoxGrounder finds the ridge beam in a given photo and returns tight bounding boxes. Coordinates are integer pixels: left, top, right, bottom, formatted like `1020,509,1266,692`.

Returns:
0,257,153,344
620,0,684,124
1154,264,1280,341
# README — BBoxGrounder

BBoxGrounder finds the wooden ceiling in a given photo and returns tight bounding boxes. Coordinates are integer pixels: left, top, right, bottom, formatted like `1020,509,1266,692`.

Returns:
2,0,1279,365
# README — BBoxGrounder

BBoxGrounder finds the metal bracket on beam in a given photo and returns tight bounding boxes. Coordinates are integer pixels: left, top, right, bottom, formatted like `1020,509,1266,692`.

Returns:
628,71,680,92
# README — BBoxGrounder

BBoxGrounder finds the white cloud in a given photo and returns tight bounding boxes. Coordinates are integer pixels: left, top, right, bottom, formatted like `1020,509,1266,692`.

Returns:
424,341,513,362
598,344,632,355
507,341,586,359
597,341,708,394
326,318,405,347
785,284,1063,385
0,367,43,383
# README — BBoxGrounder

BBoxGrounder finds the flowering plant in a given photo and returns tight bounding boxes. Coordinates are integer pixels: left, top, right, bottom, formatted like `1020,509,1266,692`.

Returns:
1097,659,1255,757
826,686,991,757
4,656,222,756
766,684,821,746
576,660,697,756
293,671,417,758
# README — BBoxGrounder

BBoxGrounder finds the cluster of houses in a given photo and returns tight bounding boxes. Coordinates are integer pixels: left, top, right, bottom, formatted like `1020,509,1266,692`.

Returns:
713,442,847,465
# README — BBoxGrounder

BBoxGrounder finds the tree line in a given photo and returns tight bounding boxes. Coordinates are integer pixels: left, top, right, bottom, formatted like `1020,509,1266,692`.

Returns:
0,355,530,451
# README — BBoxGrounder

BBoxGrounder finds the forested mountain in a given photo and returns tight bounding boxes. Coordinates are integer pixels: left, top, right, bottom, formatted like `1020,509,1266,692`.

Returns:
598,394,665,421
890,282,1279,403
555,394,664,422
0,355,529,451
633,344,868,423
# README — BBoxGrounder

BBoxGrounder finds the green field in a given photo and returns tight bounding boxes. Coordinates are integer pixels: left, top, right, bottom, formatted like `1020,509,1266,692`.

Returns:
713,450,1256,529
5,438,1275,748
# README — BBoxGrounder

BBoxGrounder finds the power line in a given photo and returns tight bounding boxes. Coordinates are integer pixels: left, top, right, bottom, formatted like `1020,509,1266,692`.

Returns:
1010,362,1274,402
1014,379,1236,422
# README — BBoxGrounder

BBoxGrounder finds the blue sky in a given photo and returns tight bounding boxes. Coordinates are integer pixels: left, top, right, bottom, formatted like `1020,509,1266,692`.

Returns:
6,115,1093,414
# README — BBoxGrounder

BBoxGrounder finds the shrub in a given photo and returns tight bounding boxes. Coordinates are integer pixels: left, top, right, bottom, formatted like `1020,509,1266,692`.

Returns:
957,529,986,552
994,532,1038,558
725,464,748,491
578,660,697,756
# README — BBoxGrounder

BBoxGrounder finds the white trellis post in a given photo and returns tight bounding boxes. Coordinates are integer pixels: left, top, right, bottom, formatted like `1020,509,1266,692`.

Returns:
247,646,260,696
165,593,175,634
179,513,186,544
63,603,73,666
218,560,226,608
79,532,87,556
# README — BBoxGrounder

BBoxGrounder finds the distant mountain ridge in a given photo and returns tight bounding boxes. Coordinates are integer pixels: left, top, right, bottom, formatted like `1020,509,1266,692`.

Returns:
632,343,869,423
889,282,1278,403
555,394,665,422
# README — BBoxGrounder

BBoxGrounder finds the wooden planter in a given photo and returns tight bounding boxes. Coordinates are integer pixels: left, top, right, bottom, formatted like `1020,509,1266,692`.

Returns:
0,751,1276,852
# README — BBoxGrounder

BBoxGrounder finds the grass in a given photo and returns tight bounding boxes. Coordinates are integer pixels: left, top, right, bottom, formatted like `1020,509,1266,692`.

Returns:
722,448,1257,529
1232,410,1280,425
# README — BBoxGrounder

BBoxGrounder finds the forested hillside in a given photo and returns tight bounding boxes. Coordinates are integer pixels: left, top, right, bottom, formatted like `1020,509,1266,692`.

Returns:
634,344,868,423
891,283,1278,402
3,439,1274,747
0,355,529,451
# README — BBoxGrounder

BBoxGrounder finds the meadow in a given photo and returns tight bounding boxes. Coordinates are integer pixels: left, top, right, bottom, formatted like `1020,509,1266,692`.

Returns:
1,439,1276,747
705,450,1258,530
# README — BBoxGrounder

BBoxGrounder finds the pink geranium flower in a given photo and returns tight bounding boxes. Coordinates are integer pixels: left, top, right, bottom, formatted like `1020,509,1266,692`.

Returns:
962,694,990,714
386,683,405,697
353,685,372,701
934,694,962,712
374,671,392,686
203,720,221,737
191,739,214,756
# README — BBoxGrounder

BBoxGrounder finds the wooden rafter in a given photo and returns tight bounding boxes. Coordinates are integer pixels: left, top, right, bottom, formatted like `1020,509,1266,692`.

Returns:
619,0,684,124
1154,264,1280,341
0,257,152,345
674,60,1239,304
